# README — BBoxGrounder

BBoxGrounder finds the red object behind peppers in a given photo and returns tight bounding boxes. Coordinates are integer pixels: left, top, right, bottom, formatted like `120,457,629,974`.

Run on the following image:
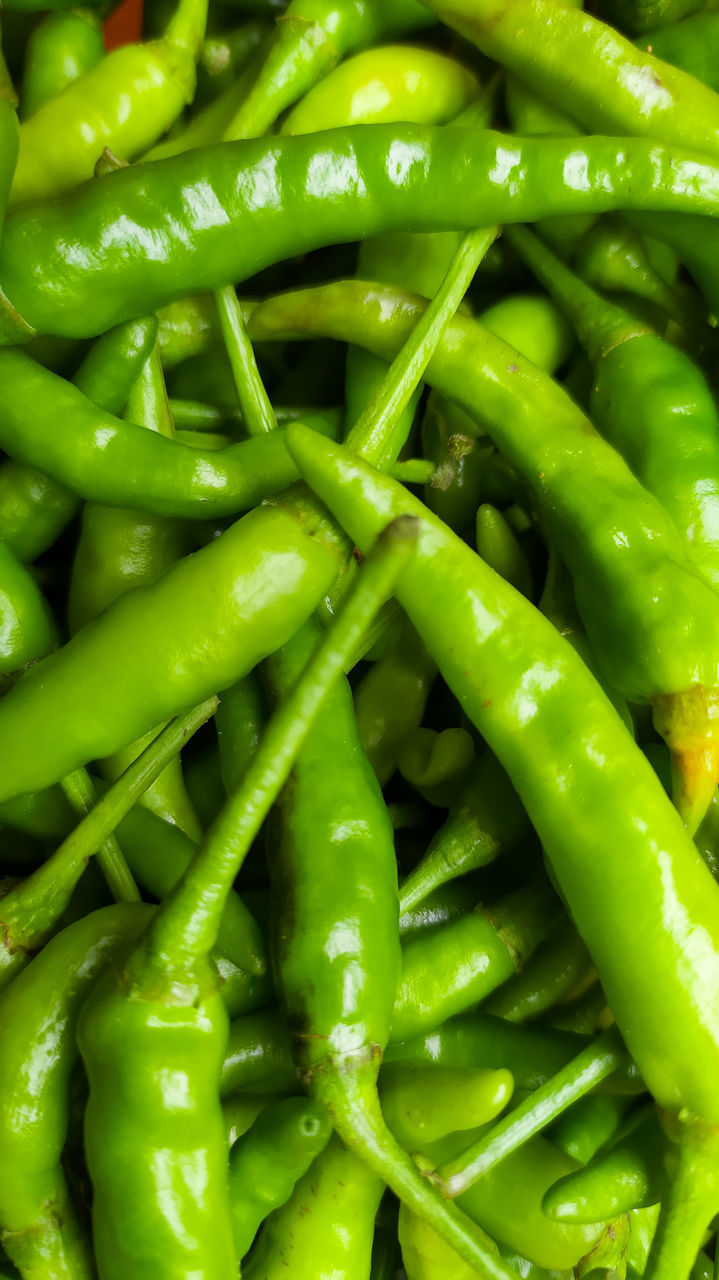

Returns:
104,0,143,51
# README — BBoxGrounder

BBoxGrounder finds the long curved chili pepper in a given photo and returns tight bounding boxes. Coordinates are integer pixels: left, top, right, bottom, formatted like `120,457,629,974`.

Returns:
228,1096,332,1258
253,281,719,829
10,0,208,205
77,518,421,1280
20,8,105,118
0,902,152,1280
507,222,719,591
421,0,719,160
0,349,342,521
285,422,719,1277
4,127,719,341
0,314,159,563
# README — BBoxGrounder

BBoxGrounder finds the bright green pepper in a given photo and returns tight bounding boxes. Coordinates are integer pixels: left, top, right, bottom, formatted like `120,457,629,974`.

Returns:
20,8,105,118
10,0,208,205
5,127,719,341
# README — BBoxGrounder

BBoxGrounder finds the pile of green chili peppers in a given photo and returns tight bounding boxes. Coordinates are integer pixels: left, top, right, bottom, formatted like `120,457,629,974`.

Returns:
5,0,719,1276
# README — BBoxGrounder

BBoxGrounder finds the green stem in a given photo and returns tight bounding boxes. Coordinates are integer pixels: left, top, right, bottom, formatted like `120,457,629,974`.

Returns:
165,0,210,57
214,285,277,437
437,1027,627,1197
389,458,436,485
644,1118,719,1280
505,223,650,361
0,697,217,984
61,769,140,904
347,225,499,467
138,518,419,980
312,1062,515,1280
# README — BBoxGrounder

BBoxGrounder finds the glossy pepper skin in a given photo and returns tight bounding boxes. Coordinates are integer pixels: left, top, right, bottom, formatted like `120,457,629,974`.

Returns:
252,282,719,827
0,350,341,521
266,620,516,1277
0,541,55,682
228,1096,332,1258
285,424,719,1128
78,971,237,1280
10,0,208,205
0,315,159,563
244,1135,384,1280
20,8,105,118
0,491,346,804
5,128,719,341
220,0,436,139
638,14,719,90
422,0,719,161
0,903,151,1279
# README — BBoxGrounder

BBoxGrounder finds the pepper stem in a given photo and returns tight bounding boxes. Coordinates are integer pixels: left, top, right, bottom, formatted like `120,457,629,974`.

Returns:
164,0,209,57
643,1114,719,1280
311,1059,516,1280
347,226,499,467
128,517,419,991
652,686,719,834
436,1027,627,1197
60,768,140,905
214,285,277,438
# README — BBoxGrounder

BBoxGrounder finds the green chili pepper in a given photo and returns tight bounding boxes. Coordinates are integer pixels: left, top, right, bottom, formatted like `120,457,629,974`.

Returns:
392,880,560,1042
0,699,215,989
423,0,719,160
20,8,105,119
0,902,151,1280
228,1097,332,1258
354,620,436,785
397,725,476,807
243,1135,385,1280
220,0,435,141
571,217,710,343
281,43,479,134
0,314,159,563
113,801,268,980
77,517,419,1280
255,280,719,828
10,0,208,206
608,0,715,34
5,127,719,341
548,1093,633,1167
0,350,345,522
196,19,269,104
475,503,534,599
483,928,593,1025
637,13,719,89
398,750,529,915
0,541,55,682
379,1063,514,1149
433,1129,629,1273
285,423,719,1275
544,1107,667,1223
216,671,266,794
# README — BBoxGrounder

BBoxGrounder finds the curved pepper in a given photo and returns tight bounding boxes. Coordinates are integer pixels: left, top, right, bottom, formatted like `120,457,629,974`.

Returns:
4,127,719,340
